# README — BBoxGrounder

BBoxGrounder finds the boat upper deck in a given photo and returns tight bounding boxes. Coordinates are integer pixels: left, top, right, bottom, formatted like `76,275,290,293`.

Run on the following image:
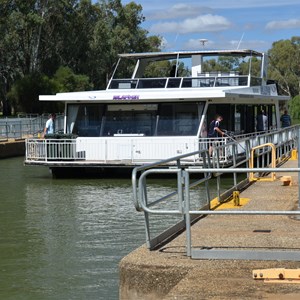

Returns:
108,49,265,91
39,48,289,102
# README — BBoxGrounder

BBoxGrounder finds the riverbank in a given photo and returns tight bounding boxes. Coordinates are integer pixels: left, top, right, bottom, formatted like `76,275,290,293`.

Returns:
0,139,25,158
119,159,300,299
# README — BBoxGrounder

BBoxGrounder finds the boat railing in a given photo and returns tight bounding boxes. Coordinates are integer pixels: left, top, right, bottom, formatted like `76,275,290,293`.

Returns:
24,135,238,164
25,127,297,164
131,125,299,256
26,138,86,161
108,74,252,90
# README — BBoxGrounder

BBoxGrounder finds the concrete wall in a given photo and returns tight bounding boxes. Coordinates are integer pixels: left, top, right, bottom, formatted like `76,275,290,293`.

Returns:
0,140,25,158
119,247,190,300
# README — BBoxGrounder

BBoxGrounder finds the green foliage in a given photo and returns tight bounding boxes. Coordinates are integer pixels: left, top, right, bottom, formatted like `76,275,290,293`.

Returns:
7,73,60,113
238,57,261,77
288,95,300,120
268,37,300,97
143,60,190,78
203,57,240,72
53,67,93,92
0,0,162,114
7,66,93,113
89,0,162,88
202,56,261,76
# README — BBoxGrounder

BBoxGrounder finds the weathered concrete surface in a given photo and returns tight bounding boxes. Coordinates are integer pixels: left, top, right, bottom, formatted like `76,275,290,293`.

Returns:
120,160,300,299
0,139,25,158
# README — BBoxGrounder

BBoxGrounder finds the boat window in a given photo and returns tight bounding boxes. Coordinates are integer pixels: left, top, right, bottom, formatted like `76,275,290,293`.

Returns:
156,103,203,136
206,103,277,135
67,102,204,137
102,104,157,136
67,104,105,136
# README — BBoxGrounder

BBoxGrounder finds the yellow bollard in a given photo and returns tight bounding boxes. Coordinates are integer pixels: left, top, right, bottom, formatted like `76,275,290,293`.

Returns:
233,191,240,206
291,149,298,160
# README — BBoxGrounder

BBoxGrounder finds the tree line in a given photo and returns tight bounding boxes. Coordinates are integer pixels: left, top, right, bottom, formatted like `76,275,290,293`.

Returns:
0,0,161,114
0,0,300,118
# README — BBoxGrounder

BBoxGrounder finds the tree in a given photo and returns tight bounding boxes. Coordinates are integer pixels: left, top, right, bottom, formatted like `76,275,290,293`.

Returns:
0,0,80,114
238,57,262,77
268,37,300,97
288,95,300,121
89,0,162,88
7,66,92,113
7,73,59,113
0,0,162,114
53,66,93,92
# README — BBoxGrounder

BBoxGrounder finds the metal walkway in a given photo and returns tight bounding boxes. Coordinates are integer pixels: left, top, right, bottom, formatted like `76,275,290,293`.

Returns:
132,126,300,260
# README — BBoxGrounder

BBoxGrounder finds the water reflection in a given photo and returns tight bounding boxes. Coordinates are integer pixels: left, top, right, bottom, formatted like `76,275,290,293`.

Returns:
0,158,236,300
0,158,147,299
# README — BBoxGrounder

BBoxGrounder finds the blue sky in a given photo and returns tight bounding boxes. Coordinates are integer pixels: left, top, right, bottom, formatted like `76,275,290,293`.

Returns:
120,0,300,52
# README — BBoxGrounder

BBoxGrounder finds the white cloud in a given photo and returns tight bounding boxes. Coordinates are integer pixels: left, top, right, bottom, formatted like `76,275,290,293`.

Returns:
228,39,270,50
265,18,300,30
150,14,232,34
148,4,213,20
183,38,269,51
202,0,300,9
184,39,215,49
133,0,300,11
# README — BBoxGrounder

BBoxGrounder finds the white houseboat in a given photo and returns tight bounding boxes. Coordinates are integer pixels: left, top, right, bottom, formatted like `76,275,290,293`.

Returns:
25,49,289,176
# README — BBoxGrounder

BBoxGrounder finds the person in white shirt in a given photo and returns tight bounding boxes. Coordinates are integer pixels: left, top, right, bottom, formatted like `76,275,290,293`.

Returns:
43,113,56,136
256,110,268,132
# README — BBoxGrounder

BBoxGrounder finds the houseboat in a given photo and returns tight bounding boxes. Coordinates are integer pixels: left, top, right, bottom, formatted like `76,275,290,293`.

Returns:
25,49,290,176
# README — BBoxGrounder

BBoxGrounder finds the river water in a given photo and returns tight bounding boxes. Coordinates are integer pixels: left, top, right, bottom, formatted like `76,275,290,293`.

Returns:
0,157,233,300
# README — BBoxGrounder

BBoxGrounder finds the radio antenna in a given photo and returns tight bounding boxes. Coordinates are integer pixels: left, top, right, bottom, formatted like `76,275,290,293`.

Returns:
237,33,244,49
199,39,208,48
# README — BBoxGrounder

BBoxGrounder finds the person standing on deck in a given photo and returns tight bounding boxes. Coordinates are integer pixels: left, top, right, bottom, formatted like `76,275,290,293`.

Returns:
208,114,224,155
256,110,268,132
280,110,291,128
43,113,56,136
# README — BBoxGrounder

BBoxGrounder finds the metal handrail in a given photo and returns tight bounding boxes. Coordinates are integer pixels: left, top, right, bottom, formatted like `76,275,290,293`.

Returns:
0,114,64,139
108,74,250,89
131,125,300,254
132,126,298,211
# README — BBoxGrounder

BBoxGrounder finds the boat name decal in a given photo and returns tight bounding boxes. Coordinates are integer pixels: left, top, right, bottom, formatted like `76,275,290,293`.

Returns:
113,95,140,100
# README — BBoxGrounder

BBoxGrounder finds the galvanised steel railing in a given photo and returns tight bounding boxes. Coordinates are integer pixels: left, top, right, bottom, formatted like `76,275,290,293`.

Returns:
0,114,64,139
132,125,300,259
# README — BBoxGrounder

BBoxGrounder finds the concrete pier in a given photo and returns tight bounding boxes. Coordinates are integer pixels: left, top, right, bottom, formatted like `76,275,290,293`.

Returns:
120,160,300,299
0,139,25,158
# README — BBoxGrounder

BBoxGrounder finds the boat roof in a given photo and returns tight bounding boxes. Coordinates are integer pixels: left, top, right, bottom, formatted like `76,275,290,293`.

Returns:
118,49,263,60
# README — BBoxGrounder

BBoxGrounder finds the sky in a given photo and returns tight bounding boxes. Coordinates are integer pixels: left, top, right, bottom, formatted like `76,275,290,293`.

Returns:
120,0,300,52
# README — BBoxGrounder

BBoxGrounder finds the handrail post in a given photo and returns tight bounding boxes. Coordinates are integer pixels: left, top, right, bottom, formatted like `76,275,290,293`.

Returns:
183,170,192,257
232,144,237,188
216,148,221,202
140,171,151,249
202,152,211,209
177,169,184,213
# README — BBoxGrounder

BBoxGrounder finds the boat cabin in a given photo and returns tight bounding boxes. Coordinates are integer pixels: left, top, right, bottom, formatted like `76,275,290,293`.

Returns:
25,49,289,174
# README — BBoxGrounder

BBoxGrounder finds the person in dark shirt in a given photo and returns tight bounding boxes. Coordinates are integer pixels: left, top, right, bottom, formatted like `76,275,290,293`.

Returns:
280,110,291,128
208,114,224,138
208,114,224,155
